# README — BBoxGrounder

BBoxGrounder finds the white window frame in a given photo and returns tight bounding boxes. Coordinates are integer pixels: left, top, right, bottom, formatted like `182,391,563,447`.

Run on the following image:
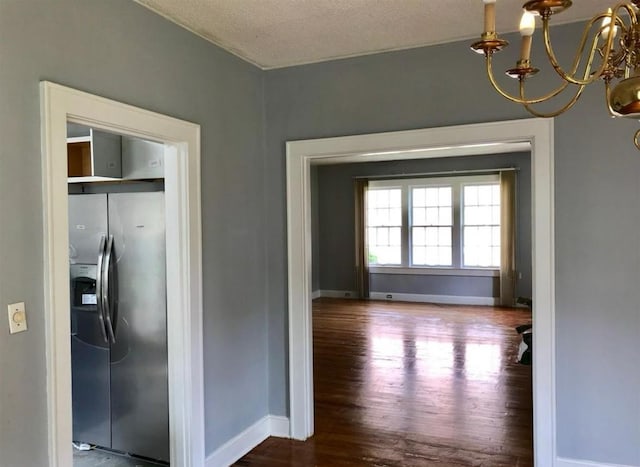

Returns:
410,184,454,267
368,174,500,276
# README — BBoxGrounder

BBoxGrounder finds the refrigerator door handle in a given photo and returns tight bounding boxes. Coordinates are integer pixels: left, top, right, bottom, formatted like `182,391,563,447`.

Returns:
96,235,109,344
103,235,117,344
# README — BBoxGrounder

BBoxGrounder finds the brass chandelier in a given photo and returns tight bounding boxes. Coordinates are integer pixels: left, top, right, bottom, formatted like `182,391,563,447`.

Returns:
471,0,640,149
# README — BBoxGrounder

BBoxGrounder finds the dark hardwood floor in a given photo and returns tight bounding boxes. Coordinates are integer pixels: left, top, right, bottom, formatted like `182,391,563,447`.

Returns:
235,298,533,466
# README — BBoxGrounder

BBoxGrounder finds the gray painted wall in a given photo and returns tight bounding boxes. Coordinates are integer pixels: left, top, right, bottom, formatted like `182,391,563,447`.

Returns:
314,153,532,300
0,0,267,464
265,24,640,465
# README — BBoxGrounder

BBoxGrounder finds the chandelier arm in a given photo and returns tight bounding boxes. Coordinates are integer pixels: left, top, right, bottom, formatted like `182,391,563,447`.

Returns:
614,2,638,24
519,80,586,118
486,55,571,104
541,14,616,86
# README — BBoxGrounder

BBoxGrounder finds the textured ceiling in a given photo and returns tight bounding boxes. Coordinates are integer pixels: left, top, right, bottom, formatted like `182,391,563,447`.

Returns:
135,0,608,69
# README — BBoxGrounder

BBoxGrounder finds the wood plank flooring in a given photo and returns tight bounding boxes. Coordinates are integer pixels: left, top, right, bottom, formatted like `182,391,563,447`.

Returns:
235,298,533,466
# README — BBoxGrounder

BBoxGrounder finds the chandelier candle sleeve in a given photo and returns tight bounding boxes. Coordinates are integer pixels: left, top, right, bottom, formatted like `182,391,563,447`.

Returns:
483,0,497,34
519,11,536,63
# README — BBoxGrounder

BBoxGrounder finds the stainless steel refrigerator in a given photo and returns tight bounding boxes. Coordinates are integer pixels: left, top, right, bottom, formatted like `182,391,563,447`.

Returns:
69,192,169,463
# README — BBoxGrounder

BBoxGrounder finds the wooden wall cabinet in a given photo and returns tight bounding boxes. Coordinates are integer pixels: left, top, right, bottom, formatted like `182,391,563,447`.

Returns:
67,129,122,180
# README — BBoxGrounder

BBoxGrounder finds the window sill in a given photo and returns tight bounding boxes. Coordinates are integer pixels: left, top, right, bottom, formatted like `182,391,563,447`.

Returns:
369,266,499,277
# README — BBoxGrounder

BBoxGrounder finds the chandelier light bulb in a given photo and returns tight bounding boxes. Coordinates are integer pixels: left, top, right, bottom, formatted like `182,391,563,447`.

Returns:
601,8,618,41
519,11,536,36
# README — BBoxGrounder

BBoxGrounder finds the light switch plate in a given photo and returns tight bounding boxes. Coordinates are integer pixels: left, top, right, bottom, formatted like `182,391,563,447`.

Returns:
8,302,27,334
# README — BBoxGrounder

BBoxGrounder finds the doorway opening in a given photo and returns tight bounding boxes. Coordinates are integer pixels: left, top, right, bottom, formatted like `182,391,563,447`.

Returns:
41,82,205,467
286,118,556,465
305,152,533,463
67,122,170,466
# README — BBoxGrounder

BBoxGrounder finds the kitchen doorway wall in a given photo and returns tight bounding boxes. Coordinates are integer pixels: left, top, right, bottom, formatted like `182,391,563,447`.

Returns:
40,82,205,467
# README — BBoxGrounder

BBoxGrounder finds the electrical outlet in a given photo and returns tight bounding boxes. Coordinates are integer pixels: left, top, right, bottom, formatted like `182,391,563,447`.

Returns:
386,294,393,299
7,302,27,334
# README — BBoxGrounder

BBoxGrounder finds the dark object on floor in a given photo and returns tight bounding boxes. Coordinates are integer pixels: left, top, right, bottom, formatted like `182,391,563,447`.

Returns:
516,296,533,308
517,329,532,365
516,297,532,365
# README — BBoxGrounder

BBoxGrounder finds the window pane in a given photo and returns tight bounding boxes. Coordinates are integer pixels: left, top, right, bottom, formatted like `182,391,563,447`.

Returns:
390,227,401,246
478,226,490,246
378,190,388,205
439,207,452,226
478,185,492,205
478,206,491,223
439,227,452,247
368,227,377,245
492,205,500,224
425,188,438,206
390,189,402,207
413,188,425,206
378,208,388,226
412,207,425,225
367,208,376,226
378,227,388,245
383,246,401,264
413,227,425,245
464,226,476,246
465,186,478,205
425,246,438,265
368,248,379,264
438,247,452,266
465,246,477,266
439,187,452,206
492,247,500,267
389,207,401,225
413,246,426,265
425,227,438,245
462,183,500,268
464,206,477,226
426,207,438,225
367,190,376,206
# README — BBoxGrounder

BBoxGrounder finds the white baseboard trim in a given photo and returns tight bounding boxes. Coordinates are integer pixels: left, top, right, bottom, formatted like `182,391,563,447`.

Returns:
269,415,290,438
311,289,321,300
206,415,291,467
369,291,498,306
556,458,639,467
318,289,358,299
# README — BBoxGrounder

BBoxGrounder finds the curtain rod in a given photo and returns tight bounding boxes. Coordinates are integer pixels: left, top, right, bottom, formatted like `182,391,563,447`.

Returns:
354,167,519,181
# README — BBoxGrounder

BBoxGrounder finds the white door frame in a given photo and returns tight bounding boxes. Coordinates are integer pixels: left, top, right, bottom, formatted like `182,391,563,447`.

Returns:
40,82,205,467
286,118,556,465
